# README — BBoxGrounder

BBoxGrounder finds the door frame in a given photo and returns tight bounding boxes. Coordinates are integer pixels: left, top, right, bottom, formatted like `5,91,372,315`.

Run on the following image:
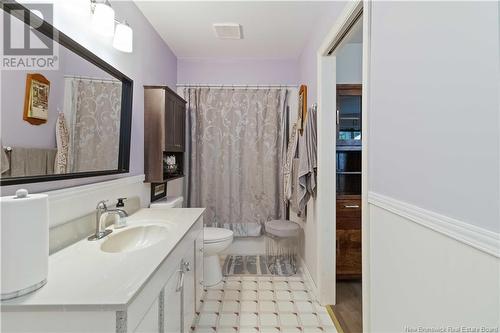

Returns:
315,0,372,329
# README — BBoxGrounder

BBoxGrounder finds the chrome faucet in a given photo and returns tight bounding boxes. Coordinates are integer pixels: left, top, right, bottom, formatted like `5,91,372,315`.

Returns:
88,200,129,241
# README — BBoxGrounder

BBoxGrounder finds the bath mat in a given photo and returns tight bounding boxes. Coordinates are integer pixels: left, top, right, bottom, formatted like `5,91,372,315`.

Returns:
222,255,296,276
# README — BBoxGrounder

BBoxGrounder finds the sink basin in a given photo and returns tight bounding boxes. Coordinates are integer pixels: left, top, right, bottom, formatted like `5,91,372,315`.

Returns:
101,225,170,253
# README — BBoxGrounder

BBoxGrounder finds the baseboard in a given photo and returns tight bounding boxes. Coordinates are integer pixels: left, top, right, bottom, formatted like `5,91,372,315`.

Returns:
368,192,500,258
299,256,319,301
221,236,266,255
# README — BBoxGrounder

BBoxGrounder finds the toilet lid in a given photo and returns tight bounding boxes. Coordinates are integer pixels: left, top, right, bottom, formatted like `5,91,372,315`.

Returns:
204,227,233,243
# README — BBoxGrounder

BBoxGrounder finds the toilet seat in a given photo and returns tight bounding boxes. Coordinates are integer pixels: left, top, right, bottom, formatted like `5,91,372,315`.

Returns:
204,227,233,244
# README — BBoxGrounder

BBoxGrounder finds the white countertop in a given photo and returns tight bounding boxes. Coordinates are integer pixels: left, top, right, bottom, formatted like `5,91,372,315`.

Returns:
1,208,204,311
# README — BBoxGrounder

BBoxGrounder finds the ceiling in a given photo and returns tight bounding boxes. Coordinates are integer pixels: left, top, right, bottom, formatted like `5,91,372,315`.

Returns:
133,1,341,59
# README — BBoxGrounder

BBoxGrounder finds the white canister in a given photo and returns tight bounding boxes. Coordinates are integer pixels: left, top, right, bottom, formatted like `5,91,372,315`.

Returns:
1,189,49,300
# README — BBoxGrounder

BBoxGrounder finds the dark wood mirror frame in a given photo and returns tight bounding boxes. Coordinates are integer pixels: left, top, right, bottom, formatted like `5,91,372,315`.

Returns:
0,1,133,186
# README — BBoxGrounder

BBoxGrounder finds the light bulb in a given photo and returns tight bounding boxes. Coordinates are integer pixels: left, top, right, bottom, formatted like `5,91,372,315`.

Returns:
91,2,115,37
113,22,133,53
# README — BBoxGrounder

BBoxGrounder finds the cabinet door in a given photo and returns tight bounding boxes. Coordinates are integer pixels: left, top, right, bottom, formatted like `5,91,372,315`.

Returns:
144,88,166,183
134,298,159,333
194,231,204,311
174,101,186,151
182,248,195,333
336,84,362,146
336,195,362,280
163,270,182,333
164,95,176,151
336,228,362,278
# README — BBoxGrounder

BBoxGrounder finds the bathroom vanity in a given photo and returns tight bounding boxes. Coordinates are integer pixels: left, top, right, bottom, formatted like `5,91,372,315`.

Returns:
1,208,205,333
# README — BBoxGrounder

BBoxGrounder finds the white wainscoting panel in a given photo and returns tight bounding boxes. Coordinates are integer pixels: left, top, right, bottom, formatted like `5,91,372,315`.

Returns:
368,203,500,332
46,175,150,227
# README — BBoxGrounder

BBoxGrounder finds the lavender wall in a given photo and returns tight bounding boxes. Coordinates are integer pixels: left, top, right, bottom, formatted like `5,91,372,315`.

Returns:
299,1,347,104
1,46,114,149
2,0,177,195
178,57,299,85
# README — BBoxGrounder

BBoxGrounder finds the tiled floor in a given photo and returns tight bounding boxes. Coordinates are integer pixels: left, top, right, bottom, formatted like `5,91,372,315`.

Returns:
192,275,337,332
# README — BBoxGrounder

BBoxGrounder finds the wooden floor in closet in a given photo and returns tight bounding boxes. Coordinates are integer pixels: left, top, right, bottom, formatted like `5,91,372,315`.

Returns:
330,281,362,333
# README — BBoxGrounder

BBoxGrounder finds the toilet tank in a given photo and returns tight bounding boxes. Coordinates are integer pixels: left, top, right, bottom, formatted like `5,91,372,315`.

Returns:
149,196,184,209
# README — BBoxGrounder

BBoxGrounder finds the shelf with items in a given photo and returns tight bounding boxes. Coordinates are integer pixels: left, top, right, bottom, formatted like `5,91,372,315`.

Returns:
163,151,184,181
336,148,361,195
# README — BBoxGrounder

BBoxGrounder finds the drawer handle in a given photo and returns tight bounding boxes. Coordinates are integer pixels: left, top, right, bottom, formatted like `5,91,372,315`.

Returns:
176,270,185,292
344,204,360,208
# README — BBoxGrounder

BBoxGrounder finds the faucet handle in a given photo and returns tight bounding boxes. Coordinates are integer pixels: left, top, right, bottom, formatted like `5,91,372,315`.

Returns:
96,200,108,209
116,198,127,207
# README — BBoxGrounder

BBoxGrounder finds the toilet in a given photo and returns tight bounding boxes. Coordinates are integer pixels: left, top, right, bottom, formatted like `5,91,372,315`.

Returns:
149,196,184,209
149,196,233,286
203,227,233,286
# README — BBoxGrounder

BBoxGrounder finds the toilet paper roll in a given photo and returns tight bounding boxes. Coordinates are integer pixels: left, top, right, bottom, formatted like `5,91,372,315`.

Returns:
1,191,49,299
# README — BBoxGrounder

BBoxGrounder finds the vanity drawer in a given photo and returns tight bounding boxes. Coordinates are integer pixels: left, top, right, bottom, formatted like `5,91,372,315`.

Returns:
336,196,361,218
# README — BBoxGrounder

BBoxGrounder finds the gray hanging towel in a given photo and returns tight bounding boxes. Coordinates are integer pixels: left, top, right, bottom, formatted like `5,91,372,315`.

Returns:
297,105,317,215
10,147,57,177
1,143,10,175
290,158,300,213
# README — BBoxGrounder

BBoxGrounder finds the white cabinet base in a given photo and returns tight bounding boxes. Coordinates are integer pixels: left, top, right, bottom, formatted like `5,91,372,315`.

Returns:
1,217,203,333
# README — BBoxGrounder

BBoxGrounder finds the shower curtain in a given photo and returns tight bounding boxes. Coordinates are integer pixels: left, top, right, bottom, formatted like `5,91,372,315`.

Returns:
184,88,287,237
63,78,121,173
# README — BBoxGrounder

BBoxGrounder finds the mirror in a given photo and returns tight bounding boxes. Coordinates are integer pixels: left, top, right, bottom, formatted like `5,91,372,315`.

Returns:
0,2,133,186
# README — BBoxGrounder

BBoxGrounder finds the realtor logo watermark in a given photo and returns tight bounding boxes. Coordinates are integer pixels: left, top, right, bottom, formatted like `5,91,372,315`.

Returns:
1,3,59,70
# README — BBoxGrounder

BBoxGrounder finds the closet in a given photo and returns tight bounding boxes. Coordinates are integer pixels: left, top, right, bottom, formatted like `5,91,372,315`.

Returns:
336,84,362,280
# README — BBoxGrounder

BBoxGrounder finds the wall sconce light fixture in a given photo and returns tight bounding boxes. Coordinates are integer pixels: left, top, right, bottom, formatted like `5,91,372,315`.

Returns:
113,21,133,53
90,0,133,53
90,0,115,37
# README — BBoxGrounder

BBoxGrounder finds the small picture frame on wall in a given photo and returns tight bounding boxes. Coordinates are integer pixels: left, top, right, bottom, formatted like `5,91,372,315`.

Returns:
298,84,307,135
23,73,50,125
150,182,167,202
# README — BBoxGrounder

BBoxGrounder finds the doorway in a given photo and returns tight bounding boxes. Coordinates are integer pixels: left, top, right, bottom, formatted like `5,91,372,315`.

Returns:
330,16,364,333
315,1,368,332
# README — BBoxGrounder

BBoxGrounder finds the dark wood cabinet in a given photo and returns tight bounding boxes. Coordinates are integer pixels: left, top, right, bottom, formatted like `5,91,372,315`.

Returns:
164,89,186,152
336,84,362,280
144,86,186,183
336,195,362,279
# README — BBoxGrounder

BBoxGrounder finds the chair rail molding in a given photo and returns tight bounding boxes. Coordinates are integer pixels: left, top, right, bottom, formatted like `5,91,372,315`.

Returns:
368,192,500,258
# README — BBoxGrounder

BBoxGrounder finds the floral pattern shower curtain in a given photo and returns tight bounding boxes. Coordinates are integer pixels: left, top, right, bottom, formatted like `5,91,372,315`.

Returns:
185,88,286,237
64,78,122,173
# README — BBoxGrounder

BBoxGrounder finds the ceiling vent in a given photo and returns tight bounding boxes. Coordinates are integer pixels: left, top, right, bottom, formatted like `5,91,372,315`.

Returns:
213,23,242,40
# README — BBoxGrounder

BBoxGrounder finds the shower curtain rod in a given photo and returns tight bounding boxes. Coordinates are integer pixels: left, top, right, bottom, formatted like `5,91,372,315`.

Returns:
64,75,120,83
176,84,299,88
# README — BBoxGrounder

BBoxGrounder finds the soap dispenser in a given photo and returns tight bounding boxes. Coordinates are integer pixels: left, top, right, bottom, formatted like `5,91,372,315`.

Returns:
114,197,128,229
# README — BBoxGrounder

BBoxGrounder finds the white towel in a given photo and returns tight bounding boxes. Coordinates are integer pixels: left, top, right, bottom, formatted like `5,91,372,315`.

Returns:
54,112,69,174
283,123,299,201
297,106,317,214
